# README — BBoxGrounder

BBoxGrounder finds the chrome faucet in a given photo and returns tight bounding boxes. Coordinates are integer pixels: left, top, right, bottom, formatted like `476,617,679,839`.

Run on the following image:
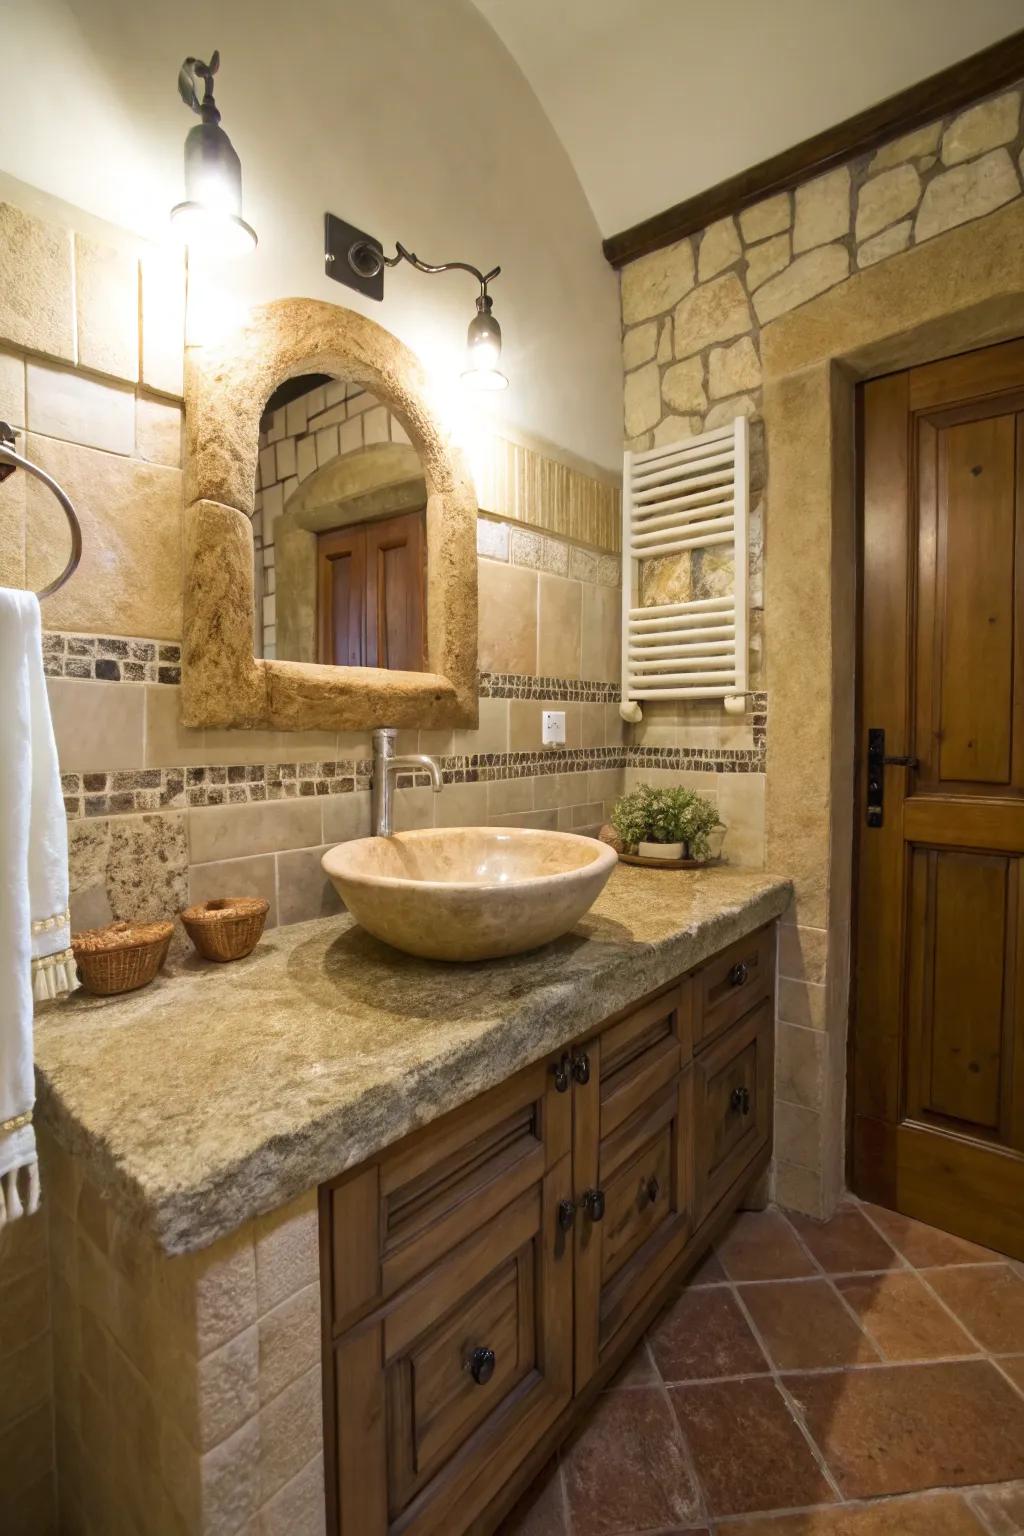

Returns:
371,727,443,836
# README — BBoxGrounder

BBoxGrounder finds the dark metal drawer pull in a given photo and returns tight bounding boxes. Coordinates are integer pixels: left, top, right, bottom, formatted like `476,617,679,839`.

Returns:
468,1346,496,1385
571,1049,591,1086
582,1188,605,1222
552,1055,571,1093
730,1085,751,1115
645,1175,660,1205
557,1198,576,1233
728,961,749,987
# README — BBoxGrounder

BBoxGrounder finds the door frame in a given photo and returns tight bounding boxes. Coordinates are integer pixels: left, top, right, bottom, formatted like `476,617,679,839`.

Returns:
758,198,1024,1216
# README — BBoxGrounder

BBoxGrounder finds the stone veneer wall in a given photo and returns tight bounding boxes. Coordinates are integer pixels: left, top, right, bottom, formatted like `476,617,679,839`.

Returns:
617,83,1024,1216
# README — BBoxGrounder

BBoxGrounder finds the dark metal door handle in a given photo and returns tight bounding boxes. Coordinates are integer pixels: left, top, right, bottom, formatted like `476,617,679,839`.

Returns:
571,1049,591,1086
552,1055,570,1093
557,1198,576,1233
729,962,749,987
883,753,918,767
645,1175,660,1205
468,1346,496,1385
730,1085,751,1115
582,1188,605,1222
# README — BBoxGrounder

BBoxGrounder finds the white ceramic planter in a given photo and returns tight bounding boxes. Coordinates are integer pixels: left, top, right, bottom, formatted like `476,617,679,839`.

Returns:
637,840,685,861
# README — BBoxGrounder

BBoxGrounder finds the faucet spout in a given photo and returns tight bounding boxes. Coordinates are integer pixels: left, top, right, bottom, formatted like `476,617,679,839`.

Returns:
370,728,444,836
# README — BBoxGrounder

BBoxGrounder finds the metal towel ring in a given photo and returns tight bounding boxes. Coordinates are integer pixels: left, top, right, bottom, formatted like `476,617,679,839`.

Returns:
0,422,82,599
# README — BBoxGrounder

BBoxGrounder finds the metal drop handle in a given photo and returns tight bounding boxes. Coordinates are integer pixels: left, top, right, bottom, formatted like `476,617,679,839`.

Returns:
729,962,749,987
730,1085,751,1115
645,1175,660,1205
468,1346,496,1385
571,1049,591,1086
582,1188,605,1222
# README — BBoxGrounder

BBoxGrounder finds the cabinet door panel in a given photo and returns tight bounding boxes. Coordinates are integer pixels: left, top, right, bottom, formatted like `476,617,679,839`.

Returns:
694,1001,772,1224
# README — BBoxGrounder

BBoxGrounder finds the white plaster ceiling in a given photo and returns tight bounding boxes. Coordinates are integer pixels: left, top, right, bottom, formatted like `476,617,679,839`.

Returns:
470,0,1024,237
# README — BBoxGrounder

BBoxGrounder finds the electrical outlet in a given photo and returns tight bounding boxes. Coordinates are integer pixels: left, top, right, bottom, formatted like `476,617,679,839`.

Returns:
542,710,566,746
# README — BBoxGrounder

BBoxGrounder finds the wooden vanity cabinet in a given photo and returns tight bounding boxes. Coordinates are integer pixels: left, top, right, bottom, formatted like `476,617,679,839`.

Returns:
320,922,776,1536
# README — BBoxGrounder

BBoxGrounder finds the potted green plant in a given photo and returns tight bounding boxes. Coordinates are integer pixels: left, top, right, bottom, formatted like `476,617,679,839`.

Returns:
609,783,723,863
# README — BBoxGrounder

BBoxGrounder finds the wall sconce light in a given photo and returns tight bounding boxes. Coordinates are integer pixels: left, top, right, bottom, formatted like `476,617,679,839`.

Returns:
324,213,507,390
171,51,257,257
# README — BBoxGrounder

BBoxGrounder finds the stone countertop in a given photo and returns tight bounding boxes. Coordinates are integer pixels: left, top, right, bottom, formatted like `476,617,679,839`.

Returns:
35,865,791,1254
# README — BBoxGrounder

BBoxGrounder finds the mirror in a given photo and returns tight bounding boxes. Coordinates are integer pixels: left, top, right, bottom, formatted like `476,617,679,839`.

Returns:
181,297,478,733
254,373,428,671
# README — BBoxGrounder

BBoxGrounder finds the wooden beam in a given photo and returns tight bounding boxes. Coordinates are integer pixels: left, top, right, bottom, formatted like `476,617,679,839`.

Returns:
603,29,1024,269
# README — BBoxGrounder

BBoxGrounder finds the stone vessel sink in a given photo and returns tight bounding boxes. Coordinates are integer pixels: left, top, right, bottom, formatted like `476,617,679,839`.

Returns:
322,827,618,961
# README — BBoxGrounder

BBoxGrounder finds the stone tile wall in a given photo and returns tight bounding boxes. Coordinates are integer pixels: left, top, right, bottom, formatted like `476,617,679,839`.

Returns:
41,1130,325,1535
617,83,1024,1215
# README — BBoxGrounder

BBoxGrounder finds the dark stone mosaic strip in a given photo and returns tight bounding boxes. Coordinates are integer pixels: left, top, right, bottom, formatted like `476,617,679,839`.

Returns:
43,631,169,684
479,673,621,702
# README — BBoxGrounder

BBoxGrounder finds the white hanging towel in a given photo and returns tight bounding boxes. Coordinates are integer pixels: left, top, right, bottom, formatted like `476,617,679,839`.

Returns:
0,589,78,1226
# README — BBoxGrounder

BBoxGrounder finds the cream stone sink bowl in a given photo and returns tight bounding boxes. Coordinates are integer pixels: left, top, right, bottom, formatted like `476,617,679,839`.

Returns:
322,827,618,961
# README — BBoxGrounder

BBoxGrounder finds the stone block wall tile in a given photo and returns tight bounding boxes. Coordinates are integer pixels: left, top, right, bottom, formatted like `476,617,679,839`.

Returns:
189,798,323,864
189,854,278,928
792,166,850,253
0,346,26,426
258,1364,323,1506
136,393,183,467
581,581,620,682
855,163,921,242
276,845,344,926
0,467,26,588
0,1403,56,1531
738,191,791,243
191,1326,260,1453
708,337,761,400
622,320,657,369
774,1101,821,1171
777,976,827,1030
624,360,661,436
915,147,1020,242
777,923,828,985
652,413,700,445
857,219,912,268
717,773,765,868
620,238,694,324
157,1223,257,1359
869,121,943,173
537,571,583,678
257,1283,320,1405
257,1453,325,1536
26,361,134,455
697,215,741,281
49,675,146,773
0,203,74,362
509,526,544,569
661,355,706,414
776,1021,825,1111
673,272,752,357
941,89,1021,167
656,318,672,362
744,231,790,291
773,1159,823,1218
140,243,186,398
197,1416,262,1535
74,233,139,383
478,560,538,674
753,244,849,325
253,1192,318,1318
704,393,758,430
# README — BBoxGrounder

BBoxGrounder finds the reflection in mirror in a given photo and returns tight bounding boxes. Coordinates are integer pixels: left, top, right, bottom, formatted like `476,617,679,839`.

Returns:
254,374,427,670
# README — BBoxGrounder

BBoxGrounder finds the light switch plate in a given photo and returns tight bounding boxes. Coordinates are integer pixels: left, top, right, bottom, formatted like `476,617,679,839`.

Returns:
542,710,566,746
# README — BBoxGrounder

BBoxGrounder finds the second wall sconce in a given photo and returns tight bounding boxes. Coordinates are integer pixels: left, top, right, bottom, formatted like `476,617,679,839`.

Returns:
172,51,257,257
324,212,508,391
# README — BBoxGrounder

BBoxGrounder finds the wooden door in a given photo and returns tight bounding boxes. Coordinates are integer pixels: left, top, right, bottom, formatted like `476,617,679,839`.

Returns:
321,1055,573,1535
316,509,426,669
573,983,694,1388
854,337,1024,1259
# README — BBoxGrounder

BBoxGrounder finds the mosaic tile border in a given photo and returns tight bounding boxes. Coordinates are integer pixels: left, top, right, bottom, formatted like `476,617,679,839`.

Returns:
43,632,181,684
479,675,622,702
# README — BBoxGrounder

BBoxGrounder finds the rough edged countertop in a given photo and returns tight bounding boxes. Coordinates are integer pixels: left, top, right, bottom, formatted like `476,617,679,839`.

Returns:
35,865,791,1254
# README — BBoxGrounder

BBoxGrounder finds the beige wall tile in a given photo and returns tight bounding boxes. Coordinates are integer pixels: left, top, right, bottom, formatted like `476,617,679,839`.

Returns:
257,1283,319,1406
258,1365,323,1506
0,467,26,588
717,774,766,868
188,799,322,864
202,727,337,766
74,234,139,383
588,767,625,804
191,1326,260,1455
0,346,25,427
137,393,183,467
48,677,145,771
434,780,488,827
773,1159,824,1218
537,573,582,678
453,695,508,756
776,1020,825,1112
777,922,829,985
140,244,185,398
26,361,134,455
254,1192,318,1317
392,786,437,830
777,976,827,1030
28,435,183,640
144,684,207,767
257,1453,325,1536
604,703,627,746
580,702,604,748
487,777,534,817
478,560,537,674
489,808,558,830
321,790,371,844
188,855,278,928
533,771,589,810
0,203,74,361
581,582,620,683
195,1414,261,1534
774,1101,821,1171
276,845,344,926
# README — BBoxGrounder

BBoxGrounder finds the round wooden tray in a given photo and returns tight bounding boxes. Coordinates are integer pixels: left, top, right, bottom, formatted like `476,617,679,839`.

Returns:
618,852,719,870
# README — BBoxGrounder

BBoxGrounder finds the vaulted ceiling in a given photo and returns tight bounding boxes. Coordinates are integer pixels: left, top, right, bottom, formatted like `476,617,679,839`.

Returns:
471,0,1024,238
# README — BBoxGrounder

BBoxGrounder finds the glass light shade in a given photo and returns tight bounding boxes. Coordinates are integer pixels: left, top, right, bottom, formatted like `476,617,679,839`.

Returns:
171,120,256,255
461,296,508,390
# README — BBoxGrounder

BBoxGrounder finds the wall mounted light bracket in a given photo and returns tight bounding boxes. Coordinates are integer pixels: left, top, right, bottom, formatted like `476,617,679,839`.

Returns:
323,211,507,388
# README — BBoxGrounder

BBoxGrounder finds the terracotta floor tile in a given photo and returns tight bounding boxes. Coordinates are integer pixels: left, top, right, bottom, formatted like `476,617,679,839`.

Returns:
924,1265,1024,1354
606,1338,659,1389
998,1355,1024,1394
648,1285,767,1382
785,1360,1024,1497
716,1210,817,1281
561,1386,702,1534
859,1203,1000,1268
739,1279,879,1370
787,1204,899,1274
834,1272,977,1362
669,1377,835,1516
686,1249,726,1286
498,1461,565,1536
968,1480,1024,1535
723,1490,987,1534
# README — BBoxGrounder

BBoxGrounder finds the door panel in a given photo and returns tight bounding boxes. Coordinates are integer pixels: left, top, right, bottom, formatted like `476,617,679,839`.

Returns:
318,526,366,665
854,338,1024,1257
366,511,426,671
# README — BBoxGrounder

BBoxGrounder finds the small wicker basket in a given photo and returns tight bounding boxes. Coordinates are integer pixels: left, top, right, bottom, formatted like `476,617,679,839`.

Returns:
180,898,269,963
71,919,174,996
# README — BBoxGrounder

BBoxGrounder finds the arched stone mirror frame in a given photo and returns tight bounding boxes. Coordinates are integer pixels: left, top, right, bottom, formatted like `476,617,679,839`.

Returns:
181,297,478,731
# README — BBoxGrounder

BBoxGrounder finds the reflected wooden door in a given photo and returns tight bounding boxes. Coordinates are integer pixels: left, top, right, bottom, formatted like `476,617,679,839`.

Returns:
854,337,1024,1259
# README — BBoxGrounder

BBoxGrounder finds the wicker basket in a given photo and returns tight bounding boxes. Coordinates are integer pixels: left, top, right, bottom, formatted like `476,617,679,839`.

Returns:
180,898,269,963
71,919,174,996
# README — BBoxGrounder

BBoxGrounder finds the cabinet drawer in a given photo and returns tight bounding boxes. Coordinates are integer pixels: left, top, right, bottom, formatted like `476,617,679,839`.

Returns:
694,1000,772,1224
324,1054,571,1331
695,925,774,1048
597,981,692,1140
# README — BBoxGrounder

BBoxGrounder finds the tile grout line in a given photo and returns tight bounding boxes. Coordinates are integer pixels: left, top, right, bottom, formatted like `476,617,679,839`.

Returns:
775,1202,901,1363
